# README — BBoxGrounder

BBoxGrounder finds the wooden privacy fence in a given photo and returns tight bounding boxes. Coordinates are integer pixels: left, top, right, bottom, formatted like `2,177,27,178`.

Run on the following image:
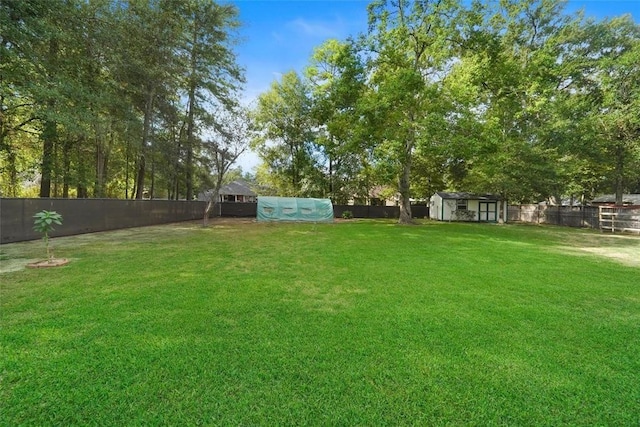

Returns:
508,205,600,229
215,203,430,219
599,206,640,234
1,199,430,243
1,198,207,244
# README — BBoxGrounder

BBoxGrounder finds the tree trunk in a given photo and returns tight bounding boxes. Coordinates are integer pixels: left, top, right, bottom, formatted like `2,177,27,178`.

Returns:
185,71,197,200
185,97,195,200
398,126,414,224
150,152,155,199
40,37,59,198
77,138,88,198
62,137,71,198
498,199,505,224
398,160,413,224
135,88,155,199
614,140,624,206
94,132,110,198
39,118,56,197
203,174,224,227
125,140,130,199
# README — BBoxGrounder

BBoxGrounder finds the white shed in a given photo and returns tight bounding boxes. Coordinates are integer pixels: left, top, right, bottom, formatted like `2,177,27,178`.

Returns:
430,192,506,222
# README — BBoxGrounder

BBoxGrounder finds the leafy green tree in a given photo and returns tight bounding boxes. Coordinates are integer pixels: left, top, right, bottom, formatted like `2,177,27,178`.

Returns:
178,0,244,200
202,107,250,224
113,0,184,199
453,0,575,208
363,0,462,223
251,71,320,197
581,17,640,204
32,210,62,262
306,39,368,203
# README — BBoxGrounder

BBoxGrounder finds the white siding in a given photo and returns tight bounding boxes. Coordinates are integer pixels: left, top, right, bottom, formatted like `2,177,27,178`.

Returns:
429,194,442,220
429,193,507,222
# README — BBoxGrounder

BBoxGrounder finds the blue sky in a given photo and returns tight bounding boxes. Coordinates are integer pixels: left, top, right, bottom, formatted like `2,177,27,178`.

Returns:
229,0,639,171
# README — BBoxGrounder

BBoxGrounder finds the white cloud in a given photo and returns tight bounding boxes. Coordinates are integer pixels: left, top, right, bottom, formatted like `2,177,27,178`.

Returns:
271,31,284,42
286,17,344,39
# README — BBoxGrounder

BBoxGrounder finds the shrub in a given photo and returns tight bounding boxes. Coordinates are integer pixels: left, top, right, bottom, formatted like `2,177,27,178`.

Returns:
341,210,353,219
33,210,63,262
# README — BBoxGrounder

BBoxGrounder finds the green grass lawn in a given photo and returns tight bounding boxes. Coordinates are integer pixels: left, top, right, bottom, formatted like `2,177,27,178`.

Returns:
1,220,639,425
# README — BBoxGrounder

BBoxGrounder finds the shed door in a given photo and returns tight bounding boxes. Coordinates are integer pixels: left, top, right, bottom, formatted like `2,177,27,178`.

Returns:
479,202,497,222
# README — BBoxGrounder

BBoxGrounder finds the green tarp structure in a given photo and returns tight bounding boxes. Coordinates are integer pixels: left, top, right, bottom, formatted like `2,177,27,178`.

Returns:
257,196,334,222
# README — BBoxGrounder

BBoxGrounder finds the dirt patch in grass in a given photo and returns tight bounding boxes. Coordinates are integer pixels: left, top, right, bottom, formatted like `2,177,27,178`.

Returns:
0,219,259,274
0,258,41,274
556,232,640,268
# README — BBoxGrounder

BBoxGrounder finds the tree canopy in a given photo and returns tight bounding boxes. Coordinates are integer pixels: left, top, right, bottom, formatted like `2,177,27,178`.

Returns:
249,0,640,222
1,0,245,199
3,0,639,218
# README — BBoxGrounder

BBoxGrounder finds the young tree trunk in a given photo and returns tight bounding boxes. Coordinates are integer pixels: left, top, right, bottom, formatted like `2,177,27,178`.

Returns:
39,118,56,197
398,129,414,224
94,132,110,198
185,105,195,200
135,88,155,199
398,161,413,224
185,60,197,201
614,140,624,206
62,137,71,198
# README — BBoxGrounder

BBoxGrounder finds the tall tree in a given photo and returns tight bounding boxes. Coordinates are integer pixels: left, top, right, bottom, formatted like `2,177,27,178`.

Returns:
251,71,319,197
202,107,250,225
455,0,576,208
179,0,244,200
364,0,462,223
581,17,640,204
113,0,183,199
306,39,368,203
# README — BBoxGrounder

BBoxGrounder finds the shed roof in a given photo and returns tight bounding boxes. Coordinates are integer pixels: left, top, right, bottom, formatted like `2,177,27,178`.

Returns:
591,194,640,205
435,192,501,201
219,180,256,196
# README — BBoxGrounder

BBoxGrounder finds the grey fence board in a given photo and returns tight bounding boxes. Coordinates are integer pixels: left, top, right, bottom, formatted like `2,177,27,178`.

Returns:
1,198,207,244
1,199,432,244
508,205,599,229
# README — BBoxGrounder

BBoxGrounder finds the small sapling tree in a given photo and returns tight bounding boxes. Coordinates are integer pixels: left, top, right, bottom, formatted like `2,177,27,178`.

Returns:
33,210,63,262
202,108,250,226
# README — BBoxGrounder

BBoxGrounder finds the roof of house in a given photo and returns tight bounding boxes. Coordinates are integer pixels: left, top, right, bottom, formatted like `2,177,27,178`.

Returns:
591,194,640,205
219,180,256,196
435,192,502,201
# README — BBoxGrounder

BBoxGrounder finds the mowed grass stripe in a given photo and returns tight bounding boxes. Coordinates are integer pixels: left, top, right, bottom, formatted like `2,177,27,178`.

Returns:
1,220,638,425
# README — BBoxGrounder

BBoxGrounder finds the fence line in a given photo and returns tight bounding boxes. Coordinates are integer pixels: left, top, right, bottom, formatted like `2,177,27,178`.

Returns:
1,198,207,244
508,205,600,229
1,199,430,243
599,206,640,234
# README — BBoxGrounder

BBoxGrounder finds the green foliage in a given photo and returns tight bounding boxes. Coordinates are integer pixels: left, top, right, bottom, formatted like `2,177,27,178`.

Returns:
1,0,244,200
453,208,476,221
32,210,63,261
251,72,320,197
5,0,639,209
341,210,353,219
363,0,463,223
2,221,639,424
247,0,640,217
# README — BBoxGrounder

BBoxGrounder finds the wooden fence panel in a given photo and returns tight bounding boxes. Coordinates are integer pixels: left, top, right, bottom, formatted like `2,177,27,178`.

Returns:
508,205,599,229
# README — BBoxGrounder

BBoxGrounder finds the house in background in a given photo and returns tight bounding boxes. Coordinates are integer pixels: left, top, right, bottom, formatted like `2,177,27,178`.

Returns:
590,194,640,206
430,192,506,222
351,185,399,206
198,180,257,203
